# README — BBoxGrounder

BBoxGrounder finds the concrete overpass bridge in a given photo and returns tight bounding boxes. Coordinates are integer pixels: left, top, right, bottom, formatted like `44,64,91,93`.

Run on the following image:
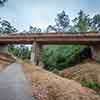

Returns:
0,32,100,65
0,32,100,45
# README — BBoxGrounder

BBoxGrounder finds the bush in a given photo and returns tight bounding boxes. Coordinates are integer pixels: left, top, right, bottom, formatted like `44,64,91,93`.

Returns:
8,45,31,60
43,45,90,71
81,80,100,91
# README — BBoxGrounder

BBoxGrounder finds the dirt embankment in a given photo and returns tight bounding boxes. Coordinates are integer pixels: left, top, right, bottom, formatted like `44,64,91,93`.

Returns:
0,53,15,71
61,60,100,84
21,62,100,100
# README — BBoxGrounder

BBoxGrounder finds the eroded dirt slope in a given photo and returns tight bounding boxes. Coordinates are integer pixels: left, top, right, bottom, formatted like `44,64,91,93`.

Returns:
21,62,100,100
0,53,15,71
61,60,100,84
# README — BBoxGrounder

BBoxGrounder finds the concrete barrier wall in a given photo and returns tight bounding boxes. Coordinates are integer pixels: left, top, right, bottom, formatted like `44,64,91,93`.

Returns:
91,45,100,62
0,45,8,53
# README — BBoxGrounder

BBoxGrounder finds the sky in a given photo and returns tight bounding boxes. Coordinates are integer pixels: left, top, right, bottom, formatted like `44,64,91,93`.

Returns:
0,0,100,32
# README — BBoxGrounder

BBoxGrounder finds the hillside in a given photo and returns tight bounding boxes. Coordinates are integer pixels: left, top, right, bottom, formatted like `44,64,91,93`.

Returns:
0,53,16,71
0,53,100,100
60,60,100,93
61,60,100,84
21,61,100,100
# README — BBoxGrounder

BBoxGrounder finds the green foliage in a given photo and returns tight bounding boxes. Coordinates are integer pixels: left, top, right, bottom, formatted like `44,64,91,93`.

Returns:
0,0,7,7
55,10,70,31
47,10,70,32
44,10,93,71
90,14,100,32
0,19,17,35
43,45,88,71
81,81,100,91
29,26,41,33
72,10,91,32
8,45,31,60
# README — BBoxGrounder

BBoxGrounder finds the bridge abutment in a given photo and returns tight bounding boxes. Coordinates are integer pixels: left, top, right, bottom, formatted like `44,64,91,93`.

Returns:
0,45,8,53
90,45,100,62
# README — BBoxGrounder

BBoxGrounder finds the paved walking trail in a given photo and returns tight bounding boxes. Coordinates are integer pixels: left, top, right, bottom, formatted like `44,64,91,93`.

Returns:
0,63,33,100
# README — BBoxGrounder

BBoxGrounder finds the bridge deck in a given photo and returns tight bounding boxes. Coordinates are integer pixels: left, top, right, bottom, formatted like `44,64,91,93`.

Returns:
0,33,100,45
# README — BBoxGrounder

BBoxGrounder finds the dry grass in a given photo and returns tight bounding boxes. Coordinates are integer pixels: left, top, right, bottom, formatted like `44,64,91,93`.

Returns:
61,60,100,84
21,61,100,100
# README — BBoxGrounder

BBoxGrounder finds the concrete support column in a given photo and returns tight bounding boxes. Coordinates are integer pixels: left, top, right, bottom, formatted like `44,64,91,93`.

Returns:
37,45,44,67
31,42,38,65
90,45,100,62
31,42,44,66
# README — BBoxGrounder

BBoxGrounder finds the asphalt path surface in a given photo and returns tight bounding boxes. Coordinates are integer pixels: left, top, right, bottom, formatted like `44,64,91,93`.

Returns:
0,63,33,100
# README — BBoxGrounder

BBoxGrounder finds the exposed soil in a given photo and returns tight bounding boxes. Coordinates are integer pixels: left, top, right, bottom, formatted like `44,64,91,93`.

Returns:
1,53,100,100
21,62,100,100
61,60,100,84
0,53,16,71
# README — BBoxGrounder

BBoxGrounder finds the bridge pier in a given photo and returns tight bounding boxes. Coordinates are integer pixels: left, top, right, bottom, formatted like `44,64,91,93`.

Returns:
90,45,100,62
31,42,44,66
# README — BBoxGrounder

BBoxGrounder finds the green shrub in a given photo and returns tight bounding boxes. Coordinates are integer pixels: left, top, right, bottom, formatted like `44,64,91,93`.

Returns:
8,45,31,60
81,81,100,91
43,45,90,71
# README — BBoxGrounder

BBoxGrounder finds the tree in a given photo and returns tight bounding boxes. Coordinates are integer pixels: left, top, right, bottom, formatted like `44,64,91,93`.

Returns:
44,10,91,71
29,26,41,33
46,25,57,32
55,10,70,32
9,45,31,60
90,14,100,32
72,10,91,32
47,10,70,32
0,19,17,35
0,0,7,7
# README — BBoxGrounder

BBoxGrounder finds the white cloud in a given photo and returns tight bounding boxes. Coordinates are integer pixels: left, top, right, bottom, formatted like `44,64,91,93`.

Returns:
0,0,100,31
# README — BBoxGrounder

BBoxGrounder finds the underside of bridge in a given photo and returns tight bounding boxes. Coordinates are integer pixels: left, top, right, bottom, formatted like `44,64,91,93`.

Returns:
0,32,100,65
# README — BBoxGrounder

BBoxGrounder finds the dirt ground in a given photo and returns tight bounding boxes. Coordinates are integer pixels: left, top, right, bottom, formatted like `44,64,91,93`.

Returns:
0,53,16,71
61,60,100,84
0,53,100,100
21,62,100,100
